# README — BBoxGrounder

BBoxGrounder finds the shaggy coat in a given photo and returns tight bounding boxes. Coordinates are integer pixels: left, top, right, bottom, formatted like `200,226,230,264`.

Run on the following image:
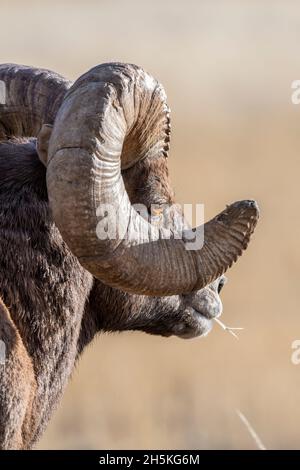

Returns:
0,139,224,449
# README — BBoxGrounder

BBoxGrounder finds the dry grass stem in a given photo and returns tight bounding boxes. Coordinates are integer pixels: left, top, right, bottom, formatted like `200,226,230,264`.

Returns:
236,409,266,450
214,317,244,340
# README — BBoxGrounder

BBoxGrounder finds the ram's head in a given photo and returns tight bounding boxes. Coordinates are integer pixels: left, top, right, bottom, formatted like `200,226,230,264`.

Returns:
0,62,259,300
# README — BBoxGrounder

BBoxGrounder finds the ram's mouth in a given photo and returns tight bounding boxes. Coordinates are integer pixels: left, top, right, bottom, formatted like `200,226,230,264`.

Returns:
171,306,215,339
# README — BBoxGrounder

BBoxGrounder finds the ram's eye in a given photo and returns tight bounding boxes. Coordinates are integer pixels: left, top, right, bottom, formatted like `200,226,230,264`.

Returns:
217,277,227,294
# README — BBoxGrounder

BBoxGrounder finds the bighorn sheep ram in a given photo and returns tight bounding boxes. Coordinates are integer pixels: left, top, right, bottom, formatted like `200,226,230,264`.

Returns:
0,63,259,449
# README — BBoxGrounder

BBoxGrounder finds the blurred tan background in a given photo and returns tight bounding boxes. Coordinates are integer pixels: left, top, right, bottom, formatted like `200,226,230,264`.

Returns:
2,0,300,450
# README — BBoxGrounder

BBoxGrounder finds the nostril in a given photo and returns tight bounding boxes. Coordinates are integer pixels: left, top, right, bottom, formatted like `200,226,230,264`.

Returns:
217,276,227,294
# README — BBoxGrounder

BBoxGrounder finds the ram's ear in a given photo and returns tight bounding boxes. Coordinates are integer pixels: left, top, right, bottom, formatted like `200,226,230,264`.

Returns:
37,124,53,166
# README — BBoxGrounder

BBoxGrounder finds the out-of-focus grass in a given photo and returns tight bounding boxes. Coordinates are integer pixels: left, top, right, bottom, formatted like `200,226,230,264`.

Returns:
2,0,300,450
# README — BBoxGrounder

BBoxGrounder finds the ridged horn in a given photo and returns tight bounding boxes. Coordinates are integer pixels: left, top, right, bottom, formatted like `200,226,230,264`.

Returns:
46,62,259,296
0,64,71,141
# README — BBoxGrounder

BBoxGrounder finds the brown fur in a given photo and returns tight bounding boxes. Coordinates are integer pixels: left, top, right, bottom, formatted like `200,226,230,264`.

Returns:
0,138,224,449
0,296,36,449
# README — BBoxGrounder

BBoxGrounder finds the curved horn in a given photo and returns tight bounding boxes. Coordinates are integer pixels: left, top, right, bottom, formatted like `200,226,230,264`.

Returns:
0,64,71,140
46,62,259,296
